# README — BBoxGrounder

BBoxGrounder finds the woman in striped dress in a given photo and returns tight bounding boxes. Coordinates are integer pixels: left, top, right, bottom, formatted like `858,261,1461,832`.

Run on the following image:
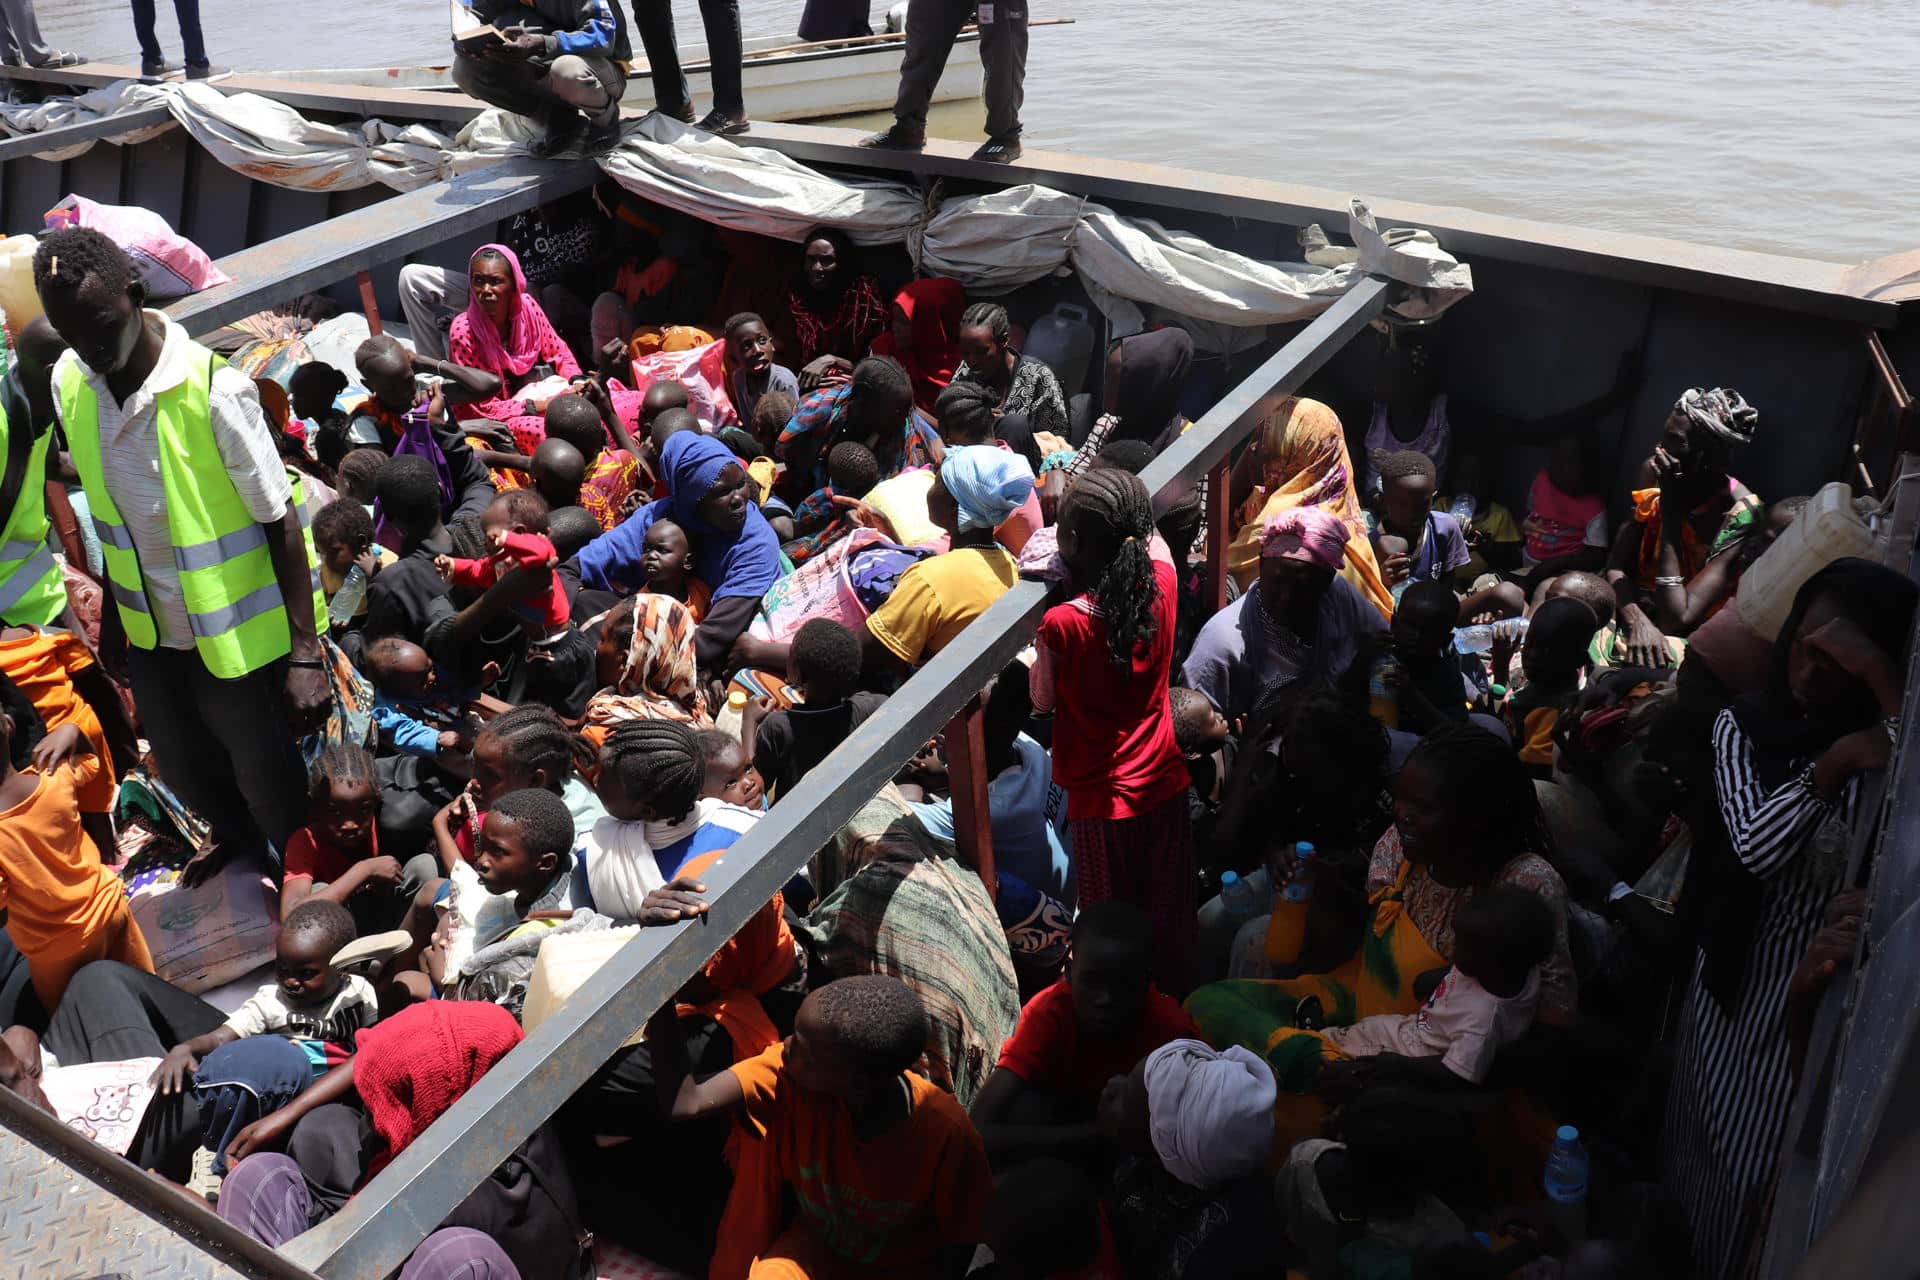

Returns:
1663,559,1915,1278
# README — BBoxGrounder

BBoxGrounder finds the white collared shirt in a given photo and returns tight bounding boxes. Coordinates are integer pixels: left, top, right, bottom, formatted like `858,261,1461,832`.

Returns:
53,311,292,650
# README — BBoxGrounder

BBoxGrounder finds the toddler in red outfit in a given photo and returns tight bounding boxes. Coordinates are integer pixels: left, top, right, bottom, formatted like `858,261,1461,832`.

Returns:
434,489,570,634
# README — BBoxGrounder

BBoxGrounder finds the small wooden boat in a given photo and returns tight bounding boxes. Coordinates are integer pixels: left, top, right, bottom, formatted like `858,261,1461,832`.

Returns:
259,20,1073,123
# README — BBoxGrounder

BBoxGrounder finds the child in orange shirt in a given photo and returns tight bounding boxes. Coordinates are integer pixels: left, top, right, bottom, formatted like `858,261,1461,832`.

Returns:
0,621,135,862
649,974,992,1279
0,701,152,1009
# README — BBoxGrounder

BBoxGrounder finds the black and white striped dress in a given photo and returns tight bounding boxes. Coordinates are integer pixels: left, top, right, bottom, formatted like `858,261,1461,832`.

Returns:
1662,708,1857,1280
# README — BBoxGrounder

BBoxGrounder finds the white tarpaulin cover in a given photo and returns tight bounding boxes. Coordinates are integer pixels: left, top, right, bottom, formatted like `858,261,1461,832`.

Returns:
0,86,1473,345
0,81,453,191
594,114,1473,345
0,80,177,160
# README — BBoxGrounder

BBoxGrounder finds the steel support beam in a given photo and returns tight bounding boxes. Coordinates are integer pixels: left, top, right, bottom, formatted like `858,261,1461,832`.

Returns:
1138,276,1392,504
164,157,600,338
282,273,1398,1280
0,104,173,163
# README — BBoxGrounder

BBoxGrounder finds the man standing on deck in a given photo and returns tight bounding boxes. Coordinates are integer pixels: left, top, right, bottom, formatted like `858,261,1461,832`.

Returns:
32,227,329,881
0,0,82,70
860,0,1028,164
454,0,635,157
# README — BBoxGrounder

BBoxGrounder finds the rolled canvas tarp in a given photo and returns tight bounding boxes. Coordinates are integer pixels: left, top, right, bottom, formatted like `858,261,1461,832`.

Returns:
0,85,1473,345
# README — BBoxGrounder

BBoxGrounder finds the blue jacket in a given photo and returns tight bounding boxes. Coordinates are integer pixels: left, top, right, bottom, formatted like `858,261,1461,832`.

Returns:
469,0,631,62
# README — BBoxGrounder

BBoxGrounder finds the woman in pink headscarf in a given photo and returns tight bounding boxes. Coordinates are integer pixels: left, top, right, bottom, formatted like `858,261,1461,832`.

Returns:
447,244,584,457
1178,506,1389,721
448,243,654,467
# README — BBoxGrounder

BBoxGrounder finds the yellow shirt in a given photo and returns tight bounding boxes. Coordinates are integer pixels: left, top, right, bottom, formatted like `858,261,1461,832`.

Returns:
866,545,1016,666
1442,498,1521,585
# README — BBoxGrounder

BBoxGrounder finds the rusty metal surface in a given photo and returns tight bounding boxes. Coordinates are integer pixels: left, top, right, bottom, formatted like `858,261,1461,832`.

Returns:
0,1088,315,1280
165,156,599,337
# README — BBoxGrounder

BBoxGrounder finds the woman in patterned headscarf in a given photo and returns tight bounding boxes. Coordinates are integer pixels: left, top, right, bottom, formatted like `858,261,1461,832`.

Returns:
1606,386,1763,666
581,594,712,751
1226,397,1393,619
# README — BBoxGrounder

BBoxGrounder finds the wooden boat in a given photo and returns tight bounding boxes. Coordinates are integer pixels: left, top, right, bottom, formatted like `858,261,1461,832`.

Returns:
0,68,1914,1280
255,20,1076,123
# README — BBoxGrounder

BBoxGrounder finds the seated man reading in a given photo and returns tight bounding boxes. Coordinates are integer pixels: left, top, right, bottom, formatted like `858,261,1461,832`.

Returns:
453,0,633,157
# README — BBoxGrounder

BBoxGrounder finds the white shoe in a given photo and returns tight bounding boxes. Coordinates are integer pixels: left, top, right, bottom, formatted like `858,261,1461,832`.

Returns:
188,1146,223,1203
331,929,413,976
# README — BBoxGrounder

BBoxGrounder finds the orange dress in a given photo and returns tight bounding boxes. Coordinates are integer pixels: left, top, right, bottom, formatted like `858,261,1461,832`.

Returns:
0,626,115,813
0,758,152,1007
716,1042,992,1280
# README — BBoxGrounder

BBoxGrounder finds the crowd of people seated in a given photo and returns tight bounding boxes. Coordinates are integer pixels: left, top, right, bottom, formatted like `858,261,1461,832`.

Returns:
0,190,1906,1280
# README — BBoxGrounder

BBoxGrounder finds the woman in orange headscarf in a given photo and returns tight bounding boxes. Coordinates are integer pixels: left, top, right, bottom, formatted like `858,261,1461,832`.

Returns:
869,277,967,415
1226,396,1393,619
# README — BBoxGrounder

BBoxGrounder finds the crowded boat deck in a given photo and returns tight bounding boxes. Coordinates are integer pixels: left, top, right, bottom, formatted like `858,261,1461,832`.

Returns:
0,57,1915,1280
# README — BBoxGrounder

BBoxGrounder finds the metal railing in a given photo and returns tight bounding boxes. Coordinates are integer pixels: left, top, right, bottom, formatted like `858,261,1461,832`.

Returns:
282,277,1394,1277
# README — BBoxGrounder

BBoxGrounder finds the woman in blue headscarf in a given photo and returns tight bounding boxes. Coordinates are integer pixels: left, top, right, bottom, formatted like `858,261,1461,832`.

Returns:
575,431,783,670
863,445,1034,672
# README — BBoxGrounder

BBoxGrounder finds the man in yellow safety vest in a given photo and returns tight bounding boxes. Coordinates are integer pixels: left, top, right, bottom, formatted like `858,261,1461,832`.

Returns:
35,227,330,877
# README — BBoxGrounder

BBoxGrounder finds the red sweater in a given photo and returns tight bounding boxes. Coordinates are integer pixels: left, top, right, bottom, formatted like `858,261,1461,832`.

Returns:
1032,554,1187,821
445,530,569,631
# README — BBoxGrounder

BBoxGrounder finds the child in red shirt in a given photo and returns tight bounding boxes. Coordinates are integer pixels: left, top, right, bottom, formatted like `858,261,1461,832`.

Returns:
972,901,1196,1171
1033,469,1195,993
433,489,569,633
282,743,438,936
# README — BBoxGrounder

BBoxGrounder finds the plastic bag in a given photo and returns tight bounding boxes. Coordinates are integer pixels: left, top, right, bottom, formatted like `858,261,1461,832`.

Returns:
43,194,232,299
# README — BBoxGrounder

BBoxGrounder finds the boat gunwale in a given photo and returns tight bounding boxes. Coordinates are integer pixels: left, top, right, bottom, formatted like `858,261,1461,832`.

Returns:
0,65,1899,327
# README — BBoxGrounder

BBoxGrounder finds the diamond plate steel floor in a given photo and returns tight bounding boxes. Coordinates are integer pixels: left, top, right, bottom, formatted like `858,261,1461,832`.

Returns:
0,1122,250,1280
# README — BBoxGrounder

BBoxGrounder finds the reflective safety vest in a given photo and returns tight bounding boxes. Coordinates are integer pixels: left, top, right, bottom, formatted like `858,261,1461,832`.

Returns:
0,401,65,627
58,347,328,679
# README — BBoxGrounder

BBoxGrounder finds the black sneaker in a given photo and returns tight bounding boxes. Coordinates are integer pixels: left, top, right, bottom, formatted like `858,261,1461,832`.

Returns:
694,109,750,137
857,123,926,150
647,104,696,124
530,114,589,157
583,114,625,153
140,58,184,82
971,135,1022,164
185,62,231,82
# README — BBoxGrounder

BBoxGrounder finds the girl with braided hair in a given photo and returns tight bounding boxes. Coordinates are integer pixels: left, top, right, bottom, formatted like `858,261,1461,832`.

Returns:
1035,468,1197,992
577,719,762,921
433,703,607,872
560,716,799,1272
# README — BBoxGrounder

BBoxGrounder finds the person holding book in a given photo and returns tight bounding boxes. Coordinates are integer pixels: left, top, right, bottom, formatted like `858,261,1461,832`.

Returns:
452,0,635,157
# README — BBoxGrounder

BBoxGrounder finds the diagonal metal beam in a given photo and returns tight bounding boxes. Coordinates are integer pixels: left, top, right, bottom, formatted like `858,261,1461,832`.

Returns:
1139,276,1392,508
281,273,1396,1280
0,104,174,163
0,1085,318,1279
164,156,601,338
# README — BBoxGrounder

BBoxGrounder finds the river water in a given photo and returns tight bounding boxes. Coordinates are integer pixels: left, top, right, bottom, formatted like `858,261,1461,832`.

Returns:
42,0,1919,264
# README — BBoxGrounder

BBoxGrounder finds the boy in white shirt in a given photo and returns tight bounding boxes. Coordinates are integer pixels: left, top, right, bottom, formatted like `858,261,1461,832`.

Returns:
148,899,379,1173
1312,887,1556,1092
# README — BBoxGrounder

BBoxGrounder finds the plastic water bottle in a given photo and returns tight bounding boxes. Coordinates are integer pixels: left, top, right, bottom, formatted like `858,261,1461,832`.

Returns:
1455,615,1529,656
327,564,368,627
1282,842,1317,904
1542,1124,1590,1240
1220,871,1266,922
1367,654,1401,729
